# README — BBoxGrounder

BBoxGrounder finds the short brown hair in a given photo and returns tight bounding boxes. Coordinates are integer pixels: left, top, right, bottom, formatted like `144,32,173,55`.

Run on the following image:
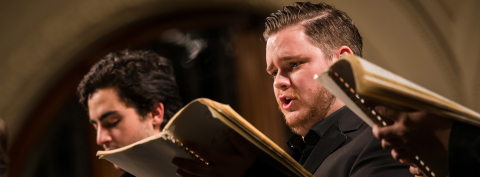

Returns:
264,2,362,59
77,50,183,128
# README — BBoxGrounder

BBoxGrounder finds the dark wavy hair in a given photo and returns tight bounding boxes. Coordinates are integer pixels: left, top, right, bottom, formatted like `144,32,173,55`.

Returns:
264,2,363,59
77,50,183,128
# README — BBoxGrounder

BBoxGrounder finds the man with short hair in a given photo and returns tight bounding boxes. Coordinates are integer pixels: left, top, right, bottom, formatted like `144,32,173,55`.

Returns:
263,2,410,176
77,50,183,177
174,2,410,177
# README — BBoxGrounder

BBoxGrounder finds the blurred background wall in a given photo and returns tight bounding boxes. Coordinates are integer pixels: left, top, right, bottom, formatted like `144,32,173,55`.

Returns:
0,0,479,176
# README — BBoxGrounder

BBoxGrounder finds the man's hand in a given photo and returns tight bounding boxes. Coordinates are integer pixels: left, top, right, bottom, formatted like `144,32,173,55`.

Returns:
371,106,454,176
399,159,424,177
172,131,256,177
410,166,424,177
371,106,453,159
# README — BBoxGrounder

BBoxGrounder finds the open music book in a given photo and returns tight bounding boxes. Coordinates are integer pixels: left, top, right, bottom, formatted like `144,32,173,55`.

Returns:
315,54,480,177
96,98,312,177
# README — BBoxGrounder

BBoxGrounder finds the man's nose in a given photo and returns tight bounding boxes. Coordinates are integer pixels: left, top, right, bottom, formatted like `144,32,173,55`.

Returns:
96,127,112,146
274,73,291,90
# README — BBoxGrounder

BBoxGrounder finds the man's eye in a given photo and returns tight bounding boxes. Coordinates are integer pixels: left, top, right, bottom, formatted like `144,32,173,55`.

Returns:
105,120,120,128
271,71,278,77
291,62,300,67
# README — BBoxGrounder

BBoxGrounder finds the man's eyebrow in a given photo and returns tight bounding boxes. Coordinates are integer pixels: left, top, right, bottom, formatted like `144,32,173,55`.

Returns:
90,111,118,124
266,56,299,72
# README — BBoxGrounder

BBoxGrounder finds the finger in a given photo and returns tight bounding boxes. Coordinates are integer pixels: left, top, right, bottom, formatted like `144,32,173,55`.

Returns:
375,125,402,140
372,125,381,139
404,111,429,127
409,166,423,176
374,105,400,121
182,141,220,162
229,131,254,157
381,138,405,149
399,158,414,166
172,158,212,176
391,148,412,160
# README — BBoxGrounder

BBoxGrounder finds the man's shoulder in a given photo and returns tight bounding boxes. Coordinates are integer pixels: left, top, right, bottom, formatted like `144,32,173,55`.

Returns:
313,117,410,177
336,107,370,137
328,124,377,158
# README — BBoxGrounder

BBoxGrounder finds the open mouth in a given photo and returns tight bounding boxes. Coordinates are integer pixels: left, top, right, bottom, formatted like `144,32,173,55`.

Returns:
280,96,295,110
285,97,292,104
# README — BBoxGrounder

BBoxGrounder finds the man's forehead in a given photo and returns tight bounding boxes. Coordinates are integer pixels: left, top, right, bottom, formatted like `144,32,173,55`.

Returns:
87,89,117,118
267,26,308,51
270,25,305,40
266,26,309,70
88,88,123,106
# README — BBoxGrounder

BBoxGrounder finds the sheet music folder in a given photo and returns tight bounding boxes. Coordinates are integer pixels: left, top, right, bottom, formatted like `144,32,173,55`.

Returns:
96,98,312,177
315,54,480,177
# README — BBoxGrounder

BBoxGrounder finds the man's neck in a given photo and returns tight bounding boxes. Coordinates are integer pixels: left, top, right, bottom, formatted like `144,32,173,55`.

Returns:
301,98,345,140
325,98,345,119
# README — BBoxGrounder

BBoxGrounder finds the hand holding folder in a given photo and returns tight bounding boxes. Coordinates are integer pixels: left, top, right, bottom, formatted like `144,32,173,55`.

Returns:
371,106,453,177
315,54,480,177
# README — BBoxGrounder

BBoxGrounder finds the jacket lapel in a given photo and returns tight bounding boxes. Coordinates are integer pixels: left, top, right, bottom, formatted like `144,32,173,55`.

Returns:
302,121,347,173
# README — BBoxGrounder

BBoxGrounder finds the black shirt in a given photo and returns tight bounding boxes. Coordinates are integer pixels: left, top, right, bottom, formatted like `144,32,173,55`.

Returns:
287,106,348,164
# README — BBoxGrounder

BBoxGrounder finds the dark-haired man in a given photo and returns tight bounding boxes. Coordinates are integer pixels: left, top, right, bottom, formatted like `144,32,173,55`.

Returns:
173,2,410,177
77,50,183,177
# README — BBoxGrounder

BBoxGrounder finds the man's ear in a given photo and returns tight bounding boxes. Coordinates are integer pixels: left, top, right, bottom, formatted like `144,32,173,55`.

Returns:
150,102,164,131
336,46,353,58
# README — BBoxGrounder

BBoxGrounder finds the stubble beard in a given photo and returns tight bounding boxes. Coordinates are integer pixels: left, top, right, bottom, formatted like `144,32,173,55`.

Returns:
282,86,336,136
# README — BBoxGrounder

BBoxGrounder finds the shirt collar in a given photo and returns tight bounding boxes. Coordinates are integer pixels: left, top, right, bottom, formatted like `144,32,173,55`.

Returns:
309,106,348,138
287,106,348,152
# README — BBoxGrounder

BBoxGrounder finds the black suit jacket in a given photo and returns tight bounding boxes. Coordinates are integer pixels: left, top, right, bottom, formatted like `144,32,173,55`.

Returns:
298,108,410,177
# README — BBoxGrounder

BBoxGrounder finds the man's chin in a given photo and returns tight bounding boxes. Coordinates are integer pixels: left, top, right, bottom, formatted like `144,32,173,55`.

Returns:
284,115,310,135
288,124,310,136
284,110,306,124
